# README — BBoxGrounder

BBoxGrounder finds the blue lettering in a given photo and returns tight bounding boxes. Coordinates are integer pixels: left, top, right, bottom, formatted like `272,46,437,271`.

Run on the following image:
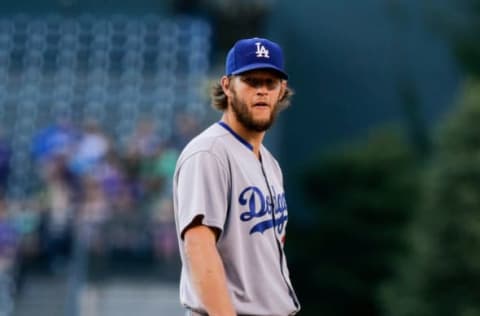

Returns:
249,214,289,234
238,186,289,235
239,186,267,221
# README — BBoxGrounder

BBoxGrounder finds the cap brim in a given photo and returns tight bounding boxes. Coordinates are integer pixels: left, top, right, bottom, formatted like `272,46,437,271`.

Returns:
231,63,288,79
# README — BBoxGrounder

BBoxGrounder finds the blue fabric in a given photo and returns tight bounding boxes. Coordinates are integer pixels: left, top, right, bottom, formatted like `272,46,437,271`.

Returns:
217,121,254,151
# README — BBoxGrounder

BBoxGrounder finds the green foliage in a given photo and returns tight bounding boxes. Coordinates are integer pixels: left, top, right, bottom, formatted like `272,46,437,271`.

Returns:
288,129,419,316
381,80,480,316
428,0,480,77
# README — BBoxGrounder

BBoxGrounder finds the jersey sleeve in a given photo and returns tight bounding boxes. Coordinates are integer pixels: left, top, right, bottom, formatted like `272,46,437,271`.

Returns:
176,151,229,240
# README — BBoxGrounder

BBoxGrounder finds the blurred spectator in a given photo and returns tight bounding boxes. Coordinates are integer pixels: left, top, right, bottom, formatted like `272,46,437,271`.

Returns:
69,119,111,177
0,131,11,196
140,145,179,203
138,145,173,207
36,153,75,273
29,118,77,272
77,174,110,256
0,197,19,273
143,144,179,265
104,177,149,260
96,151,131,204
11,198,42,275
126,119,161,159
124,119,163,205
31,116,77,172
151,196,177,264
0,196,19,316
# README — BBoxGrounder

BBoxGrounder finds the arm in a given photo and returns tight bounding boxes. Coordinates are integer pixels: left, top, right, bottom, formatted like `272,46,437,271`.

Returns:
184,222,236,316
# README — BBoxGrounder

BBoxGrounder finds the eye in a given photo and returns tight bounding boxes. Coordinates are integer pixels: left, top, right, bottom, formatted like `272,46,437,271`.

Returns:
242,77,260,87
240,76,280,90
265,79,279,89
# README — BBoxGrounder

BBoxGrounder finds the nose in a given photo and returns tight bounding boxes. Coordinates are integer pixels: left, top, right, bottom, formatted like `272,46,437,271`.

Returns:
256,85,268,95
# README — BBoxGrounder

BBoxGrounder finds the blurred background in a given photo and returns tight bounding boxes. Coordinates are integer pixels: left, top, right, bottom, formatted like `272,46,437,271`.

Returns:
0,0,478,315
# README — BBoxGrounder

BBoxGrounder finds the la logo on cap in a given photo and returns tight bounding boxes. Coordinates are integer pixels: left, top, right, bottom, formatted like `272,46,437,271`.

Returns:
255,42,270,58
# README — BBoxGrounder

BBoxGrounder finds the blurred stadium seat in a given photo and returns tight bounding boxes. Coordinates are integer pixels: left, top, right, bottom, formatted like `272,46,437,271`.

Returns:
0,13,210,197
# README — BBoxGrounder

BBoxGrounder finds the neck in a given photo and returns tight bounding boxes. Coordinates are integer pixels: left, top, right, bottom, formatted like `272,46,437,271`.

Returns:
221,113,265,158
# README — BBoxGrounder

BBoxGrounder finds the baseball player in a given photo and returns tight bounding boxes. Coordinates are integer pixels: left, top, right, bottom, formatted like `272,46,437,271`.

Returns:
173,37,300,316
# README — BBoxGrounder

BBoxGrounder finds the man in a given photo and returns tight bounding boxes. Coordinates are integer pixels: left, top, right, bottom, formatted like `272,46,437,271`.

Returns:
173,37,300,316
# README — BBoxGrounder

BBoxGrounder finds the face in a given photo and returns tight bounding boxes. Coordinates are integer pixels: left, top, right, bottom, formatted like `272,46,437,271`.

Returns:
225,70,286,132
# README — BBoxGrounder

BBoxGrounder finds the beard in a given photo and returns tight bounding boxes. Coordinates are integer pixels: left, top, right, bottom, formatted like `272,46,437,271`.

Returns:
230,91,279,132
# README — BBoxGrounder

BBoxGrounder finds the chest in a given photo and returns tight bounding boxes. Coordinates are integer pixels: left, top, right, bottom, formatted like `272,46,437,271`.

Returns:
227,154,288,237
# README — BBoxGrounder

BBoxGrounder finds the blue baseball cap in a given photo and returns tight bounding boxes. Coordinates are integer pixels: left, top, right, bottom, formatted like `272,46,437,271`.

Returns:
225,37,288,79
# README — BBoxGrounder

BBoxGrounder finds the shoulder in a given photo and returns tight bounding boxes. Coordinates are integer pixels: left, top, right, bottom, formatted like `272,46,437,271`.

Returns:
176,123,231,169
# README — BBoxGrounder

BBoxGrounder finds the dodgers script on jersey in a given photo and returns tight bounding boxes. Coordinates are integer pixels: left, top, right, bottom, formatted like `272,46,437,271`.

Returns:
173,122,300,316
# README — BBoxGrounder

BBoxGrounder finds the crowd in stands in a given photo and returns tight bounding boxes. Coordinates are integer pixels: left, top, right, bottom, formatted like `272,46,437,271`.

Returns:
0,11,213,314
0,113,201,308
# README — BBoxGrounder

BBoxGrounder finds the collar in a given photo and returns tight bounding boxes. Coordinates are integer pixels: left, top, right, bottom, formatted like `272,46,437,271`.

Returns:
217,121,254,152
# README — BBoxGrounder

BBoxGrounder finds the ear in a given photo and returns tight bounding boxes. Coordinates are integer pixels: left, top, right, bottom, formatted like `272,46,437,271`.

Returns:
221,76,233,97
279,80,287,100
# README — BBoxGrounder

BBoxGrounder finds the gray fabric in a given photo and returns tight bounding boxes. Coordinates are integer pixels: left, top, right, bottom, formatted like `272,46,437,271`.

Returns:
174,122,300,316
185,310,207,316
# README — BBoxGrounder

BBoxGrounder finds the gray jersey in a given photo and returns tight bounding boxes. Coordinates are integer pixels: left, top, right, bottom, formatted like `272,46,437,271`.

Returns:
173,122,300,316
